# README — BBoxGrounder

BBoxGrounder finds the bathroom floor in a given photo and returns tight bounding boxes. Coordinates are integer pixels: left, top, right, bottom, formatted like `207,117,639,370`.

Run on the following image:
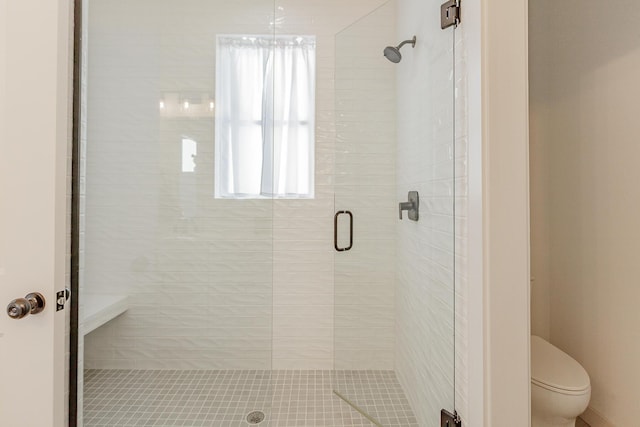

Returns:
576,418,590,427
83,369,419,427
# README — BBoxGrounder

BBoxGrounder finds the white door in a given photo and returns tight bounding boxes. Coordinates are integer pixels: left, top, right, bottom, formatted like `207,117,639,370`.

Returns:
0,0,72,426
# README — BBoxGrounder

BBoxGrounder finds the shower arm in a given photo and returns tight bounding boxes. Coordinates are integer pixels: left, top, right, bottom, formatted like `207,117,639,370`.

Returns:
396,37,416,50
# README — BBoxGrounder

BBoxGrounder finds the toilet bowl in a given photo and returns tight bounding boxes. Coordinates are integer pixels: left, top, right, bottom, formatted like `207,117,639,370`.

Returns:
531,336,591,427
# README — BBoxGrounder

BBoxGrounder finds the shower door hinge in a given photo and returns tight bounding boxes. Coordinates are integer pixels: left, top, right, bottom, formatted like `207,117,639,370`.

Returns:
441,409,462,427
441,0,461,29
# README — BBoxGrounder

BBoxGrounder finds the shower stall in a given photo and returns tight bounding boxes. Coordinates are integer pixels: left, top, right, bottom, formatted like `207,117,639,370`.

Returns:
75,0,460,425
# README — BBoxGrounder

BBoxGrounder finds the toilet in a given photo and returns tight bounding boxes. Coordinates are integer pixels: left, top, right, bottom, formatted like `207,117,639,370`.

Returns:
531,336,591,427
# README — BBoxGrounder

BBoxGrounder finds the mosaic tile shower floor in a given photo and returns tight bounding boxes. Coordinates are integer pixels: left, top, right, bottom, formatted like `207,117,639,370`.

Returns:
84,370,419,427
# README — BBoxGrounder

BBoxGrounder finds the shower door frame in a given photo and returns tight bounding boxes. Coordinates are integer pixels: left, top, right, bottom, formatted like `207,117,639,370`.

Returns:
69,0,83,424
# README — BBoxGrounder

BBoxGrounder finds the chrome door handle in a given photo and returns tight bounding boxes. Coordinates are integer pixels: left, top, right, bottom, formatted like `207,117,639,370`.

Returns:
7,292,46,319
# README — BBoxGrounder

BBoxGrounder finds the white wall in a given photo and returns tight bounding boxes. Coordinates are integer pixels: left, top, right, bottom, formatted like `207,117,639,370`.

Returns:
82,0,395,371
530,1,640,425
479,0,532,425
529,0,553,341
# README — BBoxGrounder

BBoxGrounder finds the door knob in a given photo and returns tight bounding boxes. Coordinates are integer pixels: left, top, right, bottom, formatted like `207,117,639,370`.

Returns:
7,292,46,319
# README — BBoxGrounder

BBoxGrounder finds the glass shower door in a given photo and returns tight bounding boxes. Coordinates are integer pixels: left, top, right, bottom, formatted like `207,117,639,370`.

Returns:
333,1,457,425
80,1,277,425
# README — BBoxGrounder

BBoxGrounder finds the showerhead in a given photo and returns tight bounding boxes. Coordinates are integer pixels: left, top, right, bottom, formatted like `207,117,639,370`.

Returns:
384,46,402,63
383,36,416,63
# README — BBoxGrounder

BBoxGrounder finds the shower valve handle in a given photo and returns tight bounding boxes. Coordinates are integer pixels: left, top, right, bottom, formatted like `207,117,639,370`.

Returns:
399,191,419,221
399,202,413,219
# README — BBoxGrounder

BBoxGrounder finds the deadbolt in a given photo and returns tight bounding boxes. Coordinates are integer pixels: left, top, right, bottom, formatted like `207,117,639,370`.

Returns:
7,292,46,319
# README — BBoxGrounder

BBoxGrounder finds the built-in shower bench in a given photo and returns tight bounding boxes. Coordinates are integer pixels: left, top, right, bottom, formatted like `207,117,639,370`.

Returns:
82,294,128,335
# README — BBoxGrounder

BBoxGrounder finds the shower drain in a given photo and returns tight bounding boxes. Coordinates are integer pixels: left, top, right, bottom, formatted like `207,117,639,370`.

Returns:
246,410,265,424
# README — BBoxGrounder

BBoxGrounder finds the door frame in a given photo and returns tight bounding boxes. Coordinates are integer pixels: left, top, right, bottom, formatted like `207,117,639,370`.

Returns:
0,1,73,426
68,0,83,425
465,0,531,426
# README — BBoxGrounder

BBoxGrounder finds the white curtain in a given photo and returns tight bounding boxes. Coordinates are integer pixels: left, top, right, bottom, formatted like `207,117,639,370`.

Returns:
215,35,316,198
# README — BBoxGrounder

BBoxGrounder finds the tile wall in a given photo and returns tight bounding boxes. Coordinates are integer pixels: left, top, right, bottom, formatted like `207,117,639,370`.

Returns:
82,0,395,371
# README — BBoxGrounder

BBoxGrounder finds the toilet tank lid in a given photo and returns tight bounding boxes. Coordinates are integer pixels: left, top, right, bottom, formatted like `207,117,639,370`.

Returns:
531,336,590,392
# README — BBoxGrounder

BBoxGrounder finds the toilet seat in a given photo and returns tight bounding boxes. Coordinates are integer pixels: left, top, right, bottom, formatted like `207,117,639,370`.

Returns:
531,336,590,395
532,378,589,396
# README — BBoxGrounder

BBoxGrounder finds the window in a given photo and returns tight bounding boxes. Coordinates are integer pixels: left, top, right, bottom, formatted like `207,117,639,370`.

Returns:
181,138,197,173
215,35,316,199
